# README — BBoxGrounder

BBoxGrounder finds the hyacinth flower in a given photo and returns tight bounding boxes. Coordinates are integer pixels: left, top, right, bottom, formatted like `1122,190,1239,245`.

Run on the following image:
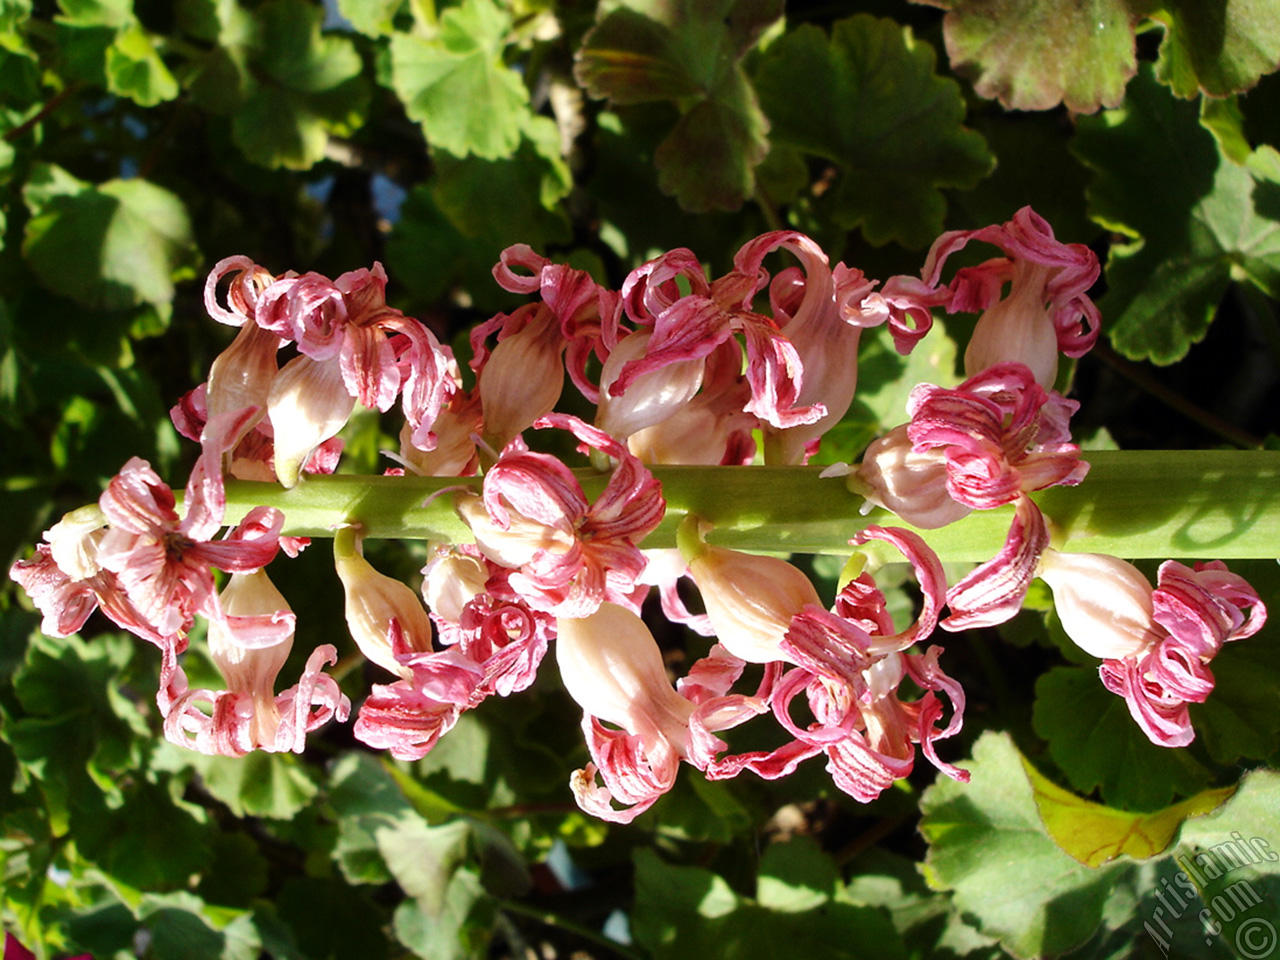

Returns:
355,549,556,760
908,206,1100,388
556,602,766,823
205,256,457,486
160,570,349,756
683,521,965,801
606,239,826,438
1038,551,1267,747
454,413,665,618
857,361,1089,629
13,414,289,653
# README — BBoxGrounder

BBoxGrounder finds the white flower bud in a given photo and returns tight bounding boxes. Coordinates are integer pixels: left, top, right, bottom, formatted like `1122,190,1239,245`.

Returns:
1037,550,1160,660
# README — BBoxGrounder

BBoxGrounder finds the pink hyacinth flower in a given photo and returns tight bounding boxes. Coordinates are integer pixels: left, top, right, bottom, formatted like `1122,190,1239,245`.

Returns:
609,240,826,433
1041,552,1266,747
698,527,967,801
913,206,1100,387
859,362,1088,630
557,603,763,823
94,443,285,644
456,414,665,618
245,261,455,484
161,571,349,756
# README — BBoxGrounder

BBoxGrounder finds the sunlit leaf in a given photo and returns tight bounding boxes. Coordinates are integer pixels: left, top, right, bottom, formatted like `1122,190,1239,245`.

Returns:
1024,757,1235,867
22,164,200,311
915,0,1138,113
919,731,1131,957
1151,0,1280,99
754,15,993,247
389,0,530,160
230,0,368,169
105,24,178,106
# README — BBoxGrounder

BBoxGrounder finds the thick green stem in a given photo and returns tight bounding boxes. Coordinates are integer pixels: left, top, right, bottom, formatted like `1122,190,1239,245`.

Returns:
222,450,1280,562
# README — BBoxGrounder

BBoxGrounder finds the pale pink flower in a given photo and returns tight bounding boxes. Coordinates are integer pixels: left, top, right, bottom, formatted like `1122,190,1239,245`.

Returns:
699,527,967,802
1041,552,1266,747
456,414,665,618
161,571,349,756
333,527,434,678
93,448,284,644
858,362,1087,629
558,603,763,823
911,206,1100,387
610,241,826,433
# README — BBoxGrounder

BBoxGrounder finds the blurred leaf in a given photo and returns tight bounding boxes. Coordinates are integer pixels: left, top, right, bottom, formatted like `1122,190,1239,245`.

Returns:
74,779,215,890
389,0,530,160
1151,1,1280,99
755,836,839,912
2,631,145,831
56,0,132,28
919,731,1131,958
1191,626,1280,764
1073,66,1280,363
1033,666,1214,810
22,164,200,311
575,0,782,211
754,15,993,247
185,750,319,820
276,877,391,960
230,0,368,169
336,0,402,37
632,847,905,960
105,24,178,106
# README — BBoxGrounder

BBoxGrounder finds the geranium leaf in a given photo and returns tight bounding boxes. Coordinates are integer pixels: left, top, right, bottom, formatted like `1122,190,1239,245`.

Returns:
229,0,368,169
22,164,200,310
575,0,782,212
1033,665,1214,810
1151,0,1280,99
919,731,1133,957
388,0,530,160
753,15,993,247
916,0,1139,113
1072,65,1280,363
105,23,178,106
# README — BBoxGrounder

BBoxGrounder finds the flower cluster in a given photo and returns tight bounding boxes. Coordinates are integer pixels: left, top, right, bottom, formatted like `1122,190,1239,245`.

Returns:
10,207,1268,823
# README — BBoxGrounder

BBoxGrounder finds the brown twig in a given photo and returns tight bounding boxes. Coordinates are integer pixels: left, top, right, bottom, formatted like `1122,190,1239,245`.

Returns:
4,82,82,142
1091,341,1263,450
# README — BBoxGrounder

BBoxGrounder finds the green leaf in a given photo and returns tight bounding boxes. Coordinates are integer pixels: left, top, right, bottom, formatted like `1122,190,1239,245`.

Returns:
1191,622,1280,764
230,0,369,169
919,731,1131,958
632,847,906,960
919,0,1139,113
753,15,993,247
1072,65,1280,363
336,0,403,37
575,0,782,211
389,0,530,160
2,631,146,832
184,750,319,820
1033,666,1213,810
105,23,178,106
276,877,391,960
56,0,132,28
22,164,200,311
1152,0,1280,99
